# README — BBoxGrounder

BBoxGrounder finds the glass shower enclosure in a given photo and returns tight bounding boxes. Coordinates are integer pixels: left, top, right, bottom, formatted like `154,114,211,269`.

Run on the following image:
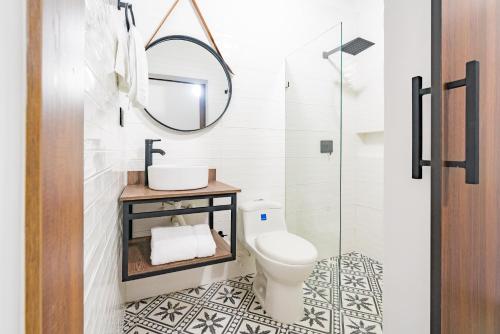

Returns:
285,23,343,260
285,19,384,333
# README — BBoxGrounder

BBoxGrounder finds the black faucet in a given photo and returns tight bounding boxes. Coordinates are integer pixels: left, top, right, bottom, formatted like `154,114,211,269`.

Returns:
145,139,166,186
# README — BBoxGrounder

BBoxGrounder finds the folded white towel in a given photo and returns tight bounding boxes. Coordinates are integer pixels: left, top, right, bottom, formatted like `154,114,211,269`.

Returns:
150,226,196,265
193,224,217,258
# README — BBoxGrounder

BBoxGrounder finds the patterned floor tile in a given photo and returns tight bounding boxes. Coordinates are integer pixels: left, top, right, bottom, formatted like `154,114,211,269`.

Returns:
295,305,332,333
340,274,371,292
341,314,382,334
340,291,379,316
340,259,366,273
377,280,383,298
234,319,280,334
123,252,383,334
124,324,162,334
303,283,332,304
231,274,255,285
178,285,211,299
308,268,333,284
370,263,383,276
247,296,269,317
210,285,248,309
184,307,234,334
125,298,152,315
145,297,194,328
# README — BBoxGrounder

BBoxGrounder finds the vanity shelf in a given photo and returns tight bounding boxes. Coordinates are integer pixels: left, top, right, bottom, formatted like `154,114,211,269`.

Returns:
128,230,231,278
120,171,240,281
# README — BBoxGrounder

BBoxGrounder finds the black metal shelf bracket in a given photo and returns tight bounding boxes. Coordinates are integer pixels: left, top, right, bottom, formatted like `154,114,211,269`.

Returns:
444,60,480,185
412,76,432,179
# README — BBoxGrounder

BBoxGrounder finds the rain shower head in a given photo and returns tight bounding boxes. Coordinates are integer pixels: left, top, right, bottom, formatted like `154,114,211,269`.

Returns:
322,37,375,59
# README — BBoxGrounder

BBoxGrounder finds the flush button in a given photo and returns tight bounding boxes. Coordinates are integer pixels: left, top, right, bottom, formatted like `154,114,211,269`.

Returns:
260,213,267,221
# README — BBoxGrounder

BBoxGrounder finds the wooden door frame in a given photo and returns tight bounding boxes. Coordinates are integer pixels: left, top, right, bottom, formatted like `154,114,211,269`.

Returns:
25,0,84,333
430,0,442,333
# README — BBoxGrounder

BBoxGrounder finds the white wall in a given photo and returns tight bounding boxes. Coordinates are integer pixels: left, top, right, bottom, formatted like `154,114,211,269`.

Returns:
0,1,25,332
384,0,431,333
84,1,127,333
123,0,285,301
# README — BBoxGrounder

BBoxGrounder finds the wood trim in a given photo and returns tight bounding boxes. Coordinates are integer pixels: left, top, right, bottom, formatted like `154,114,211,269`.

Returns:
128,171,146,186
440,0,500,332
26,0,42,331
208,169,216,182
430,0,442,333
120,181,241,202
25,0,84,333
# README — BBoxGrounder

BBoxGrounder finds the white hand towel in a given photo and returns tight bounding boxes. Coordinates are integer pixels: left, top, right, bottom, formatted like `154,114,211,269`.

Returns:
193,224,217,258
128,26,149,109
115,28,130,92
150,225,196,265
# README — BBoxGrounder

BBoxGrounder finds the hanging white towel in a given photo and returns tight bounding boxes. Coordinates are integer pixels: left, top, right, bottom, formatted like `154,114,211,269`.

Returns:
113,8,130,93
150,225,197,265
193,224,217,258
128,25,149,109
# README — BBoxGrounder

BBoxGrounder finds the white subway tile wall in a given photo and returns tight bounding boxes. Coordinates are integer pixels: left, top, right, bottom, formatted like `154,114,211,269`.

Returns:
84,1,126,333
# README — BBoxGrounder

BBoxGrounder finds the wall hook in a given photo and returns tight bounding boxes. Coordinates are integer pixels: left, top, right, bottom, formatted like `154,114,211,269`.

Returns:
118,0,128,10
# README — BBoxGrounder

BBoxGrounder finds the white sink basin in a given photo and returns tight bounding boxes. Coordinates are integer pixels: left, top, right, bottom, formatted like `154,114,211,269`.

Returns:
148,165,209,191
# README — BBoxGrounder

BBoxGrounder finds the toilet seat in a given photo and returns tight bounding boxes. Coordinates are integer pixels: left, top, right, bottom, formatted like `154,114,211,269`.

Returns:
255,231,317,265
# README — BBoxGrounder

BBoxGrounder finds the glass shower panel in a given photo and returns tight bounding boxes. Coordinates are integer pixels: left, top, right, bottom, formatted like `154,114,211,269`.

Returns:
285,24,342,260
339,28,384,262
339,17,384,330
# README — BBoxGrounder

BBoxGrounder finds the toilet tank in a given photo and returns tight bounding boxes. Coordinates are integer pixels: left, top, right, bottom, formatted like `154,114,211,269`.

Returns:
238,200,287,246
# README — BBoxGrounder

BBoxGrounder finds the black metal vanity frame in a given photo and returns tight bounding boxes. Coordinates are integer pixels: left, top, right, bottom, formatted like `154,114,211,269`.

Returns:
121,192,237,281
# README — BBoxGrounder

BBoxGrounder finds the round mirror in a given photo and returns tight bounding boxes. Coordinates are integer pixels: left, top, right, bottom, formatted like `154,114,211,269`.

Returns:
145,35,232,132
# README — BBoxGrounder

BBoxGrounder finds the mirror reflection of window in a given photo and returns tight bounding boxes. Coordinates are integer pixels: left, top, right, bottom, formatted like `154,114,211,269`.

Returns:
145,36,231,132
148,75,207,129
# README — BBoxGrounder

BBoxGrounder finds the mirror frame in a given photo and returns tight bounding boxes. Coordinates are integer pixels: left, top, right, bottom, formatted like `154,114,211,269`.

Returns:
145,35,233,132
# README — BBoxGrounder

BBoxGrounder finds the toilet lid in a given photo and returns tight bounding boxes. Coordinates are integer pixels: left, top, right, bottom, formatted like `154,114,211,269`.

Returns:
255,231,318,265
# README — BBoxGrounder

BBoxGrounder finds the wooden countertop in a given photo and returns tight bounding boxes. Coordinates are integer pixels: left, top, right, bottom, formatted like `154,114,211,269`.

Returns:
120,181,241,202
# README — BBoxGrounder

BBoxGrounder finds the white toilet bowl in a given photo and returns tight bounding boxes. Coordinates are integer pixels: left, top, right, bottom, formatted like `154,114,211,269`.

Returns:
239,201,318,324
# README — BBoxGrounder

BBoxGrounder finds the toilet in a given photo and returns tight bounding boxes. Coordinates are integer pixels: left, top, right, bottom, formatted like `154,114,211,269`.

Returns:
239,200,318,324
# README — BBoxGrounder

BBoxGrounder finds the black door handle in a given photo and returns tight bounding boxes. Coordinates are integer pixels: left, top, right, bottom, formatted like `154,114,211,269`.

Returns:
412,76,432,179
444,60,480,185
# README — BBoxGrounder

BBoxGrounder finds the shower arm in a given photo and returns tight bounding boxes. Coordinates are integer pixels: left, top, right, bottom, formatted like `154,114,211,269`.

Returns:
323,46,342,59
